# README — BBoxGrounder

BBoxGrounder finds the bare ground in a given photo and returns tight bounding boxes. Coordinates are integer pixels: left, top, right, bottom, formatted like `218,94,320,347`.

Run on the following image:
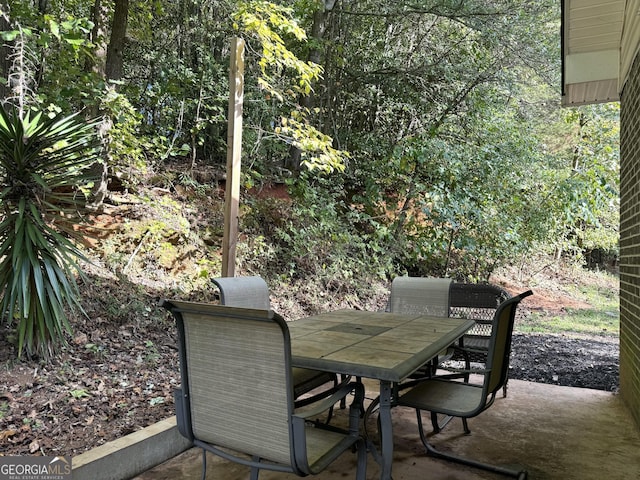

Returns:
509,333,619,391
0,272,619,458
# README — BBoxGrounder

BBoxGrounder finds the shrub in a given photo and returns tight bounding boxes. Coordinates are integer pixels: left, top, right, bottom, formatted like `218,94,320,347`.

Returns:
0,107,100,358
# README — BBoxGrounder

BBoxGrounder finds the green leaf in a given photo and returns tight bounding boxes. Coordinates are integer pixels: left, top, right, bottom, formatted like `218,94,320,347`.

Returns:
64,38,86,46
0,31,19,41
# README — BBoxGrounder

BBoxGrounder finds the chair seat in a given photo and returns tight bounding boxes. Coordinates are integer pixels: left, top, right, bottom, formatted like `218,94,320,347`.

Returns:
461,335,490,350
304,426,357,473
399,379,485,417
456,335,491,362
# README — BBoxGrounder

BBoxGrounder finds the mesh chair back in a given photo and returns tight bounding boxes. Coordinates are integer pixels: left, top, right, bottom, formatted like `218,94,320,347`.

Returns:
172,302,294,466
213,276,340,412
449,283,510,336
213,276,271,309
484,291,533,395
389,277,452,317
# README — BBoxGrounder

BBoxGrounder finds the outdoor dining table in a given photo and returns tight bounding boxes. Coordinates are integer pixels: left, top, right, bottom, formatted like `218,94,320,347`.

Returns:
288,309,475,480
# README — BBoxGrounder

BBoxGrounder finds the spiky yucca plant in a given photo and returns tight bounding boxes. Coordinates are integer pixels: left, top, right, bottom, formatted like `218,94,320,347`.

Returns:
0,107,101,358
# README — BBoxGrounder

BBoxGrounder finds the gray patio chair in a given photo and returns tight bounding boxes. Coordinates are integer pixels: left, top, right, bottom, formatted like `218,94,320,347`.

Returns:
362,277,453,425
388,279,513,396
162,300,368,480
387,276,452,317
397,290,533,480
212,276,343,413
387,276,453,378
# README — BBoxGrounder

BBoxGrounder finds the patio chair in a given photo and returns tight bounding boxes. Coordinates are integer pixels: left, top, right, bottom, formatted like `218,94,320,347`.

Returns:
212,276,343,413
362,277,453,425
448,283,512,397
162,300,368,480
387,276,452,317
396,290,533,480
387,276,453,378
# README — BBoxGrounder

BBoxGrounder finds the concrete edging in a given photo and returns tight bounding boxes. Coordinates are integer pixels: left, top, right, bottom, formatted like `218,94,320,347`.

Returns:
72,416,192,480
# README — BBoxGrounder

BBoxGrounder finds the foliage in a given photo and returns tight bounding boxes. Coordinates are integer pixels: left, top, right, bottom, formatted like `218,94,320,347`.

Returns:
561,104,620,258
0,0,620,339
100,87,149,186
234,0,349,173
233,1,321,100
518,102,620,265
241,173,394,291
274,108,347,172
2,1,100,112
0,107,100,358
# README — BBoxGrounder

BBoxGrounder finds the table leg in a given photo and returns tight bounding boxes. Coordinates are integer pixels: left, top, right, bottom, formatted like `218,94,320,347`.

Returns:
378,380,393,480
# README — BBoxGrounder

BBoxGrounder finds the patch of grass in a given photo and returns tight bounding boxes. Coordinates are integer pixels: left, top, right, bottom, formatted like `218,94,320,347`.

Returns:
567,281,618,308
520,309,619,336
518,280,619,337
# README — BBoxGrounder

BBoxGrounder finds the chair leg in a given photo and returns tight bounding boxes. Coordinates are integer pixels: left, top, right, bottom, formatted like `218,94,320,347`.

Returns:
462,417,470,434
250,457,260,480
430,411,440,433
200,449,207,480
416,411,527,479
339,374,349,409
431,411,457,433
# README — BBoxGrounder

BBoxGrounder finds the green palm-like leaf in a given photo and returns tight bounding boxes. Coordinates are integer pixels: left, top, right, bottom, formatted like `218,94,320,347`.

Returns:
0,107,101,358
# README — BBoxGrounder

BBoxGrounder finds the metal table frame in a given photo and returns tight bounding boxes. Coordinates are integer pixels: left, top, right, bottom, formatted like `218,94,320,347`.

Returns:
288,310,474,480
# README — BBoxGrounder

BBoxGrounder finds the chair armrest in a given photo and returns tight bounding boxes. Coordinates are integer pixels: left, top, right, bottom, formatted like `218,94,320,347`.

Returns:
173,388,194,441
294,381,363,420
437,365,490,375
453,344,489,355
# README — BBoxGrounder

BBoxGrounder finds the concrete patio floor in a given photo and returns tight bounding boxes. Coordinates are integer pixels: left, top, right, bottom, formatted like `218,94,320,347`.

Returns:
134,379,640,480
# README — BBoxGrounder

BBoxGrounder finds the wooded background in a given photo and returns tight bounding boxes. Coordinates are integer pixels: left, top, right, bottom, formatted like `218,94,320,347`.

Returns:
1,0,619,284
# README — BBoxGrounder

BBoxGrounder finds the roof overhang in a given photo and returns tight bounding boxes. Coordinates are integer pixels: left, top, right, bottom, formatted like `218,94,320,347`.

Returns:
561,0,625,106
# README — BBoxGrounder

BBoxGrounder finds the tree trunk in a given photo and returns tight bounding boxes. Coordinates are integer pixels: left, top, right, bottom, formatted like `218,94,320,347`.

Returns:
92,0,130,210
86,0,108,78
105,0,129,81
286,1,336,173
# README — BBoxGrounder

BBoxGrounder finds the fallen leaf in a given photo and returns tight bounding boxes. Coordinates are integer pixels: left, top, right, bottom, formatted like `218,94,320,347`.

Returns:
0,429,18,441
29,439,39,453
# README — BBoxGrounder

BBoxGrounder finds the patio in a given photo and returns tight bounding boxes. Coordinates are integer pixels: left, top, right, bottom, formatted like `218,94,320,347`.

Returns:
133,378,640,480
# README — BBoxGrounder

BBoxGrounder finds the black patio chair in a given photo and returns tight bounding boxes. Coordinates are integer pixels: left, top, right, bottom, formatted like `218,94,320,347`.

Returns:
448,282,512,397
